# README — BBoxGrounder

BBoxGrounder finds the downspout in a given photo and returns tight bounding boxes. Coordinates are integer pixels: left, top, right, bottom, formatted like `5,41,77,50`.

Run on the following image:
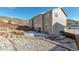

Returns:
42,14,44,32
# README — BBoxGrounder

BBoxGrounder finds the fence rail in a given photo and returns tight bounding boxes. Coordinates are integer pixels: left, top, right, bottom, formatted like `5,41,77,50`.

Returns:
64,29,79,35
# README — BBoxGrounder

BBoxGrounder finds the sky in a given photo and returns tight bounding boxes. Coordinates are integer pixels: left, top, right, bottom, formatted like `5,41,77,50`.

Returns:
0,7,79,20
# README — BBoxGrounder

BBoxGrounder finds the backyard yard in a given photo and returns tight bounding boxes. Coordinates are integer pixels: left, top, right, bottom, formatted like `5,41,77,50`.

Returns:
0,30,78,51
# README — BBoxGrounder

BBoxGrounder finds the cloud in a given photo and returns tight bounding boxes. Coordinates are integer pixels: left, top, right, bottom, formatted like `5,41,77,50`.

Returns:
6,7,16,9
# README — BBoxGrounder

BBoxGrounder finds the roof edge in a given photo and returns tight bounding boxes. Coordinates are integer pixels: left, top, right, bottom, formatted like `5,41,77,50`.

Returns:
61,8,67,16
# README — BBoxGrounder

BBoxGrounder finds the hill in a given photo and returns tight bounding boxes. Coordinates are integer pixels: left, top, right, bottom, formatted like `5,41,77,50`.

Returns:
0,16,29,26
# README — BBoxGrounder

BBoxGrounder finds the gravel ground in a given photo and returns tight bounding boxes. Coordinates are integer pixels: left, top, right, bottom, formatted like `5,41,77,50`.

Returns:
49,38,78,51
0,37,15,51
0,33,78,51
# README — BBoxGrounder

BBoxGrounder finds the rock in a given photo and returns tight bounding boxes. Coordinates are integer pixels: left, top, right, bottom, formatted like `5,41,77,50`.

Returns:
0,37,15,51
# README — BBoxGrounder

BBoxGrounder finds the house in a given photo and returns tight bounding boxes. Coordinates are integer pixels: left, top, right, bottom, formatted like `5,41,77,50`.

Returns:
29,8,67,34
67,19,79,26
65,19,79,35
66,19,79,29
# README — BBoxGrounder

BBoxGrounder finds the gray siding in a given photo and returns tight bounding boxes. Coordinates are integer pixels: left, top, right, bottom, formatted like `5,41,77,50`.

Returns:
29,19,33,28
52,8,67,34
43,11,52,34
33,14,44,32
30,8,67,34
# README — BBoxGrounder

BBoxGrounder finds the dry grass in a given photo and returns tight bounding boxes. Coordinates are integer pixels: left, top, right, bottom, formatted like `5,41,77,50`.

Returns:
10,30,25,35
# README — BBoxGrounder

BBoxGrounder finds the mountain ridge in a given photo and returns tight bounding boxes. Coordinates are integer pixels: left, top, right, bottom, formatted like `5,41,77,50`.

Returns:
0,16,29,26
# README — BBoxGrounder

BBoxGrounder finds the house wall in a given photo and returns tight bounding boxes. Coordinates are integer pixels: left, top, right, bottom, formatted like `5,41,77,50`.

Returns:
43,11,52,34
32,14,44,32
29,19,33,28
52,8,67,34
30,8,67,34
43,8,67,34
